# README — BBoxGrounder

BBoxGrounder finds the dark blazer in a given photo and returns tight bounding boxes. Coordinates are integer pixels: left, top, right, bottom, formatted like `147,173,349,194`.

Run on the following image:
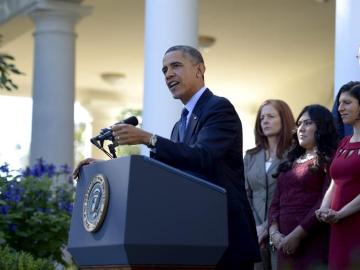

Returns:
151,89,260,268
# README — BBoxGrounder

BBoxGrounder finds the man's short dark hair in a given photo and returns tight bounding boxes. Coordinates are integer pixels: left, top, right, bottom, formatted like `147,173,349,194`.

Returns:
165,45,204,65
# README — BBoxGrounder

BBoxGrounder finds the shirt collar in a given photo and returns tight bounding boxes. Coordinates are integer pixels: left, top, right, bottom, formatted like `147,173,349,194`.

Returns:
184,86,207,117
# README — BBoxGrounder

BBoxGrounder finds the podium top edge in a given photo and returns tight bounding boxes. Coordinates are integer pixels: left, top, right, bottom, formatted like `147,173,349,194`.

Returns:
129,155,227,194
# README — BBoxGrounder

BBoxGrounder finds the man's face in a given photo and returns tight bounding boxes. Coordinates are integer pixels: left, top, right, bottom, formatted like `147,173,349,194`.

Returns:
162,50,200,104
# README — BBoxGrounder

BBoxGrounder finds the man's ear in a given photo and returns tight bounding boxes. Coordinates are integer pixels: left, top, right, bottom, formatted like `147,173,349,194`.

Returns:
196,63,205,78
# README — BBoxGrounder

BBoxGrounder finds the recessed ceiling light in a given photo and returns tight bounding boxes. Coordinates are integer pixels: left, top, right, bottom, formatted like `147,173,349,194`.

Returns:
101,72,126,87
198,35,216,52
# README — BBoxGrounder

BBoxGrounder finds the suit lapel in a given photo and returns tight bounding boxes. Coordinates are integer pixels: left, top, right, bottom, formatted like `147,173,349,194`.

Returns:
268,157,281,175
183,89,212,144
266,149,283,174
256,149,281,178
256,149,267,177
259,148,282,176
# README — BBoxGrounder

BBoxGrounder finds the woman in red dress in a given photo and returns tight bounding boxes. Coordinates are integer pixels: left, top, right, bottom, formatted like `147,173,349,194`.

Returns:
316,81,360,270
269,104,339,270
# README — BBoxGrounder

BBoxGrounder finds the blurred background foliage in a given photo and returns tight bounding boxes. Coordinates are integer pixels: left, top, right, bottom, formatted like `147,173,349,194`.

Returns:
0,35,24,92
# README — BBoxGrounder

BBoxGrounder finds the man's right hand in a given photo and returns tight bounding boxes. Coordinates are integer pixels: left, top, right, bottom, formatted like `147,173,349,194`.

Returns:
73,158,101,180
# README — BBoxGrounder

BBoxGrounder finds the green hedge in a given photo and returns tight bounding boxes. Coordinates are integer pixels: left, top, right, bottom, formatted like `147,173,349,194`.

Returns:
0,245,54,270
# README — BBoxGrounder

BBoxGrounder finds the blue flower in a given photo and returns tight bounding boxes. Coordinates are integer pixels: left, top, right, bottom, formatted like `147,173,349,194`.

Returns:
8,183,23,201
9,223,17,233
31,161,46,177
36,207,50,213
0,163,9,174
66,203,73,214
0,205,10,215
60,164,71,175
58,201,74,214
47,164,56,177
21,158,62,179
21,167,32,177
3,182,23,203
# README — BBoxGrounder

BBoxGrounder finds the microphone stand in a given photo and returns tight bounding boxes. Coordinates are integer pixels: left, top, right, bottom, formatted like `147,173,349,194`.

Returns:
90,116,138,159
108,143,117,159
90,139,116,159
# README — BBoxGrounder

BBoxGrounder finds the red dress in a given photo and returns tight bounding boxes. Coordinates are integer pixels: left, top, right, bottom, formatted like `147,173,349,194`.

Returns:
269,159,330,270
329,136,360,270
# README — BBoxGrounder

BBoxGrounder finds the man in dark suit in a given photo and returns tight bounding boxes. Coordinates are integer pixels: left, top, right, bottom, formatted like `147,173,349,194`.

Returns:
75,45,260,269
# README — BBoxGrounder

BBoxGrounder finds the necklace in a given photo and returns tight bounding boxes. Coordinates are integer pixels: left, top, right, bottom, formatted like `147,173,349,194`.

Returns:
297,151,316,163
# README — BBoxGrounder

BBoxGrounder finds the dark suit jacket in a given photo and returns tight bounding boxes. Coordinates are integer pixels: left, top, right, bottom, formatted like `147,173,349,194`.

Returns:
151,89,260,267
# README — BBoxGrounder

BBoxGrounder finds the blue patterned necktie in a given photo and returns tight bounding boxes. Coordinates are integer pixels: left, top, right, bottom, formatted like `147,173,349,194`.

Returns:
179,108,189,142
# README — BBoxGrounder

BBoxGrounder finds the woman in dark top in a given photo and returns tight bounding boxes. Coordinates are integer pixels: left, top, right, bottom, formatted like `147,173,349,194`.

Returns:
268,104,339,270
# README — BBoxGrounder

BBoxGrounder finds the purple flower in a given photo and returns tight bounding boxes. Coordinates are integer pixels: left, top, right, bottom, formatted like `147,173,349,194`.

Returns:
36,207,50,213
47,164,56,177
21,158,62,179
31,161,46,177
58,201,74,214
19,158,72,183
60,164,71,175
0,205,10,215
3,182,23,203
0,163,9,174
66,203,74,214
9,223,17,232
21,167,32,177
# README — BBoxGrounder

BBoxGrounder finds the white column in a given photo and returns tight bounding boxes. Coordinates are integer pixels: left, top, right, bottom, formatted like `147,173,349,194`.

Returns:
28,1,91,167
142,0,198,153
334,0,360,96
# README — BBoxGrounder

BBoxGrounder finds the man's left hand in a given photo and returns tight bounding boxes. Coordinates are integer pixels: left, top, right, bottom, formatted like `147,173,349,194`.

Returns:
111,124,151,146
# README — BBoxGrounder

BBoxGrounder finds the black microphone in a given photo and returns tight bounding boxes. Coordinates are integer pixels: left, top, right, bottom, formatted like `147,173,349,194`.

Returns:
114,116,138,126
91,116,139,142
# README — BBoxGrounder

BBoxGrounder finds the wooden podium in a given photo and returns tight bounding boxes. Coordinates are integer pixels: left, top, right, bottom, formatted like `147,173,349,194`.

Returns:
68,156,228,269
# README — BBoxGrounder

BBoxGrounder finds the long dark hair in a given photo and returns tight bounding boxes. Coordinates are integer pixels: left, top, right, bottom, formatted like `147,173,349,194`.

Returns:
275,104,339,176
247,99,295,158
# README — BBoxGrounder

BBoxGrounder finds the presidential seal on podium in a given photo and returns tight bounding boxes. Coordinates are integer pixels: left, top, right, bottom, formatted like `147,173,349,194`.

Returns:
82,174,110,233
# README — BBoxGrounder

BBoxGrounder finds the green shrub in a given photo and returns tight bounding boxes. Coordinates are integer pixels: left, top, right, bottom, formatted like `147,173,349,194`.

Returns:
0,245,54,270
0,159,74,265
